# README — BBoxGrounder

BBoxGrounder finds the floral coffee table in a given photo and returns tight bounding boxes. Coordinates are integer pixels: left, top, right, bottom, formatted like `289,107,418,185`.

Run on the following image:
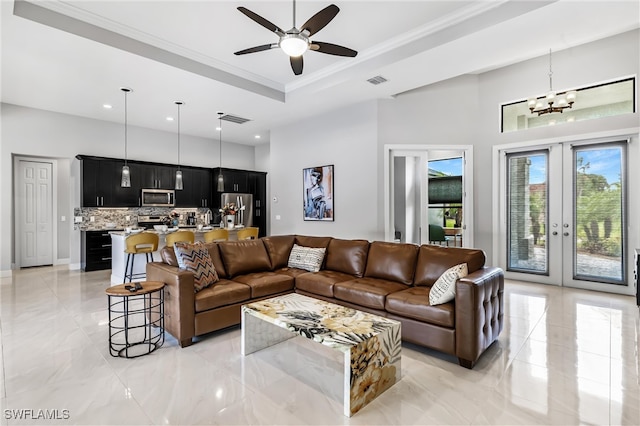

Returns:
241,293,401,416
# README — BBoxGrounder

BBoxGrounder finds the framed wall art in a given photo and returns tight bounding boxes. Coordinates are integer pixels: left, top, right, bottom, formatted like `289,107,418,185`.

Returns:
303,165,334,221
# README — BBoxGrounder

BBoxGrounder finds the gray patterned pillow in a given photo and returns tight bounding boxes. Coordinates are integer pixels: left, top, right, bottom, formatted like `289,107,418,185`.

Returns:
287,244,326,272
429,263,468,305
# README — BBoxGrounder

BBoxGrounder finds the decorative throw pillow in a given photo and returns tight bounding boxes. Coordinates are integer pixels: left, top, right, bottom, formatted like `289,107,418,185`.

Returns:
174,241,219,292
429,263,468,305
287,244,326,272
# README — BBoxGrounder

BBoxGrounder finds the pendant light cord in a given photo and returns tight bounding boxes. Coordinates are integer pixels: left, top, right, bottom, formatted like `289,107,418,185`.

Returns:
548,48,553,92
177,102,181,168
219,113,223,169
124,90,128,166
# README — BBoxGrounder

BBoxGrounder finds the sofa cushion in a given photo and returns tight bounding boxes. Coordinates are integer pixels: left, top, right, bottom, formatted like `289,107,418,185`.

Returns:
194,280,251,313
295,235,332,249
232,272,295,298
160,246,179,266
161,243,227,278
273,267,310,278
414,245,485,286
364,241,419,285
295,270,356,298
205,243,228,279
325,239,369,277
287,244,326,272
385,287,455,328
429,263,468,305
173,241,219,292
262,235,296,269
334,277,408,310
218,240,271,277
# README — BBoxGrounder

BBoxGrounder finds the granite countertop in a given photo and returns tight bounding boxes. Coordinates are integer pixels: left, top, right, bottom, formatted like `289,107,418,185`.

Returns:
108,226,240,237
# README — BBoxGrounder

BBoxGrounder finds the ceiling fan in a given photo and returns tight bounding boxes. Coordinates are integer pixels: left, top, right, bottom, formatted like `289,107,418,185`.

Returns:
234,0,358,75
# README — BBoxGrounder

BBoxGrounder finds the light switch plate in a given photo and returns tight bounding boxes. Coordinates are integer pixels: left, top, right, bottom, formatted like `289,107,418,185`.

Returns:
74,216,83,223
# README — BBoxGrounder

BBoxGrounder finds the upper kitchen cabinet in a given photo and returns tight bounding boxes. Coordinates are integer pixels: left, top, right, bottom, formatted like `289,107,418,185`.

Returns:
216,168,249,193
175,167,212,208
133,163,175,190
79,156,137,207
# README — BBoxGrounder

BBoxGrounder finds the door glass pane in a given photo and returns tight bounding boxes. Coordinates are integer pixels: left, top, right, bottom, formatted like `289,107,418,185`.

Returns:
574,145,625,283
507,152,548,274
428,157,463,247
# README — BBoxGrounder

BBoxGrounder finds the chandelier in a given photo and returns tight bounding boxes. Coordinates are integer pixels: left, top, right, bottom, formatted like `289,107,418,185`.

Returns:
527,49,577,116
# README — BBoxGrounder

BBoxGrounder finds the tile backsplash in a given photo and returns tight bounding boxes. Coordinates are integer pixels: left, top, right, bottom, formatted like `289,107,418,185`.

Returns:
73,207,216,230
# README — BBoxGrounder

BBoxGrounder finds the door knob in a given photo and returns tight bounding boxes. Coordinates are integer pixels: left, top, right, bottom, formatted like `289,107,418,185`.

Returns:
552,231,558,235
563,232,569,236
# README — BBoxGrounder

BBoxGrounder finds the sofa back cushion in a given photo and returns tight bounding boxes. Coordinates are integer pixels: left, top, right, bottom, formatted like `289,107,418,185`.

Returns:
218,239,272,277
364,241,418,285
295,235,332,249
262,235,296,269
414,245,486,286
325,239,370,277
161,242,227,278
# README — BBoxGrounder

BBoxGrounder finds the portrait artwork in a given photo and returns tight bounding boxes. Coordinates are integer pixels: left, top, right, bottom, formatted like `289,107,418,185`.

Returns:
303,165,334,221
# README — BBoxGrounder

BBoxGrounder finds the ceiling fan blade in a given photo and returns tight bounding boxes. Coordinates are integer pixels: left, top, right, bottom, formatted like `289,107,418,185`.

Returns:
300,4,339,37
310,42,357,57
237,7,284,35
290,55,303,75
234,44,278,55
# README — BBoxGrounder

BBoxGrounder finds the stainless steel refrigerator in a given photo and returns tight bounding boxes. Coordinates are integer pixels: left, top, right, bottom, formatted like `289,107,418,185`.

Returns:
221,193,254,227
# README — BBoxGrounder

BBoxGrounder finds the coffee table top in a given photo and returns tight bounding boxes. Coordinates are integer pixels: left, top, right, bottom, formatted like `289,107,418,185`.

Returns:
243,293,400,352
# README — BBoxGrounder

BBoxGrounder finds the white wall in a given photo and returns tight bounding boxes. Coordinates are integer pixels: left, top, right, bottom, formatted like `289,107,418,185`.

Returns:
270,101,380,240
0,104,256,274
270,29,638,264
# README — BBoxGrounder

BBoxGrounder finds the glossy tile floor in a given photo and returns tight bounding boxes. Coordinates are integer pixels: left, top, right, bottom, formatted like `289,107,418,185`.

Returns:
0,266,638,425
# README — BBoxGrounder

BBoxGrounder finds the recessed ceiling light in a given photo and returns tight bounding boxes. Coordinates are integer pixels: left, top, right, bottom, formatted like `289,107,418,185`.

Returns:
216,126,221,131
166,116,174,121
103,104,112,109
254,135,261,139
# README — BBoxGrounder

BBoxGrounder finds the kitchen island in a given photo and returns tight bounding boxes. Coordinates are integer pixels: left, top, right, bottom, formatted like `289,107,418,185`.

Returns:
109,228,240,284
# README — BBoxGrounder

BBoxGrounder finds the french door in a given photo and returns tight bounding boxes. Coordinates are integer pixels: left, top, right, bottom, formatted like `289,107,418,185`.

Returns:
501,139,628,293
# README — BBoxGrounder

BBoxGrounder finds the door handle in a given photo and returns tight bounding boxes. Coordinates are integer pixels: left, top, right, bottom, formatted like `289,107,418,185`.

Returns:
552,231,558,235
563,232,569,236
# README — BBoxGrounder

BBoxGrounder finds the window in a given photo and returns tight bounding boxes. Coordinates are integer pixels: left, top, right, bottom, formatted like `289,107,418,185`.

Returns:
501,77,635,133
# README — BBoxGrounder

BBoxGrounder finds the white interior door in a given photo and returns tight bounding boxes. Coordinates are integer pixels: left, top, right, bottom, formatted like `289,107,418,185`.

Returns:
18,160,53,267
500,139,629,294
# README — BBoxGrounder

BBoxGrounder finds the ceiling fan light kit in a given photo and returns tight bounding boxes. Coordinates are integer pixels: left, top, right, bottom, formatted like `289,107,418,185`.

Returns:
234,1,357,75
279,33,309,57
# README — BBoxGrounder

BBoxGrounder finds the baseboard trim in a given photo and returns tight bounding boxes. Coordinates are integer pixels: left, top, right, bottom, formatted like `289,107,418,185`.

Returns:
0,269,13,278
68,263,82,270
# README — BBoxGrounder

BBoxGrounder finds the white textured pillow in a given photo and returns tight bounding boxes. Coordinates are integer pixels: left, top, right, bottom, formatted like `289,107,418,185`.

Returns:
287,244,326,272
429,263,468,305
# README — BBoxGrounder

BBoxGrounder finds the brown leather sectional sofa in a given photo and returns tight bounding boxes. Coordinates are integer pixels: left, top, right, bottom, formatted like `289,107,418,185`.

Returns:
146,235,504,368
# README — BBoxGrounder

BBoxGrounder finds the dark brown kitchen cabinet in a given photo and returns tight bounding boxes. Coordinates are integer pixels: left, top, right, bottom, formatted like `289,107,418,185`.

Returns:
216,168,248,193
133,163,175,190
81,230,114,271
80,157,137,207
248,171,267,237
175,167,212,207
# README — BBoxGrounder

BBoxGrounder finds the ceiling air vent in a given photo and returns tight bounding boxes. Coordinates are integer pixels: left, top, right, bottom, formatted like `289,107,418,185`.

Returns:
220,114,251,124
366,75,388,85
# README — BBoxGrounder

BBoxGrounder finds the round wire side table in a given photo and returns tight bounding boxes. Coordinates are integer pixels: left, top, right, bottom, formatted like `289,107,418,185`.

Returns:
105,281,165,358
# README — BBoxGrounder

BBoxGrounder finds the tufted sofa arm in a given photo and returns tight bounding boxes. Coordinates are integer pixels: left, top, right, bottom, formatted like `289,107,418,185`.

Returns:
146,262,196,348
454,266,504,368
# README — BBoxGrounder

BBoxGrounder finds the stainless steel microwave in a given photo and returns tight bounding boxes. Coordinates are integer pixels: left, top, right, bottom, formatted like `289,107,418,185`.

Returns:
141,189,175,207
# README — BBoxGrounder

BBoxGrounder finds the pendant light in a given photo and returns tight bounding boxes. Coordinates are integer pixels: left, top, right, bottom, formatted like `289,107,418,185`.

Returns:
216,112,224,192
174,100,184,190
527,49,577,116
120,87,132,187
